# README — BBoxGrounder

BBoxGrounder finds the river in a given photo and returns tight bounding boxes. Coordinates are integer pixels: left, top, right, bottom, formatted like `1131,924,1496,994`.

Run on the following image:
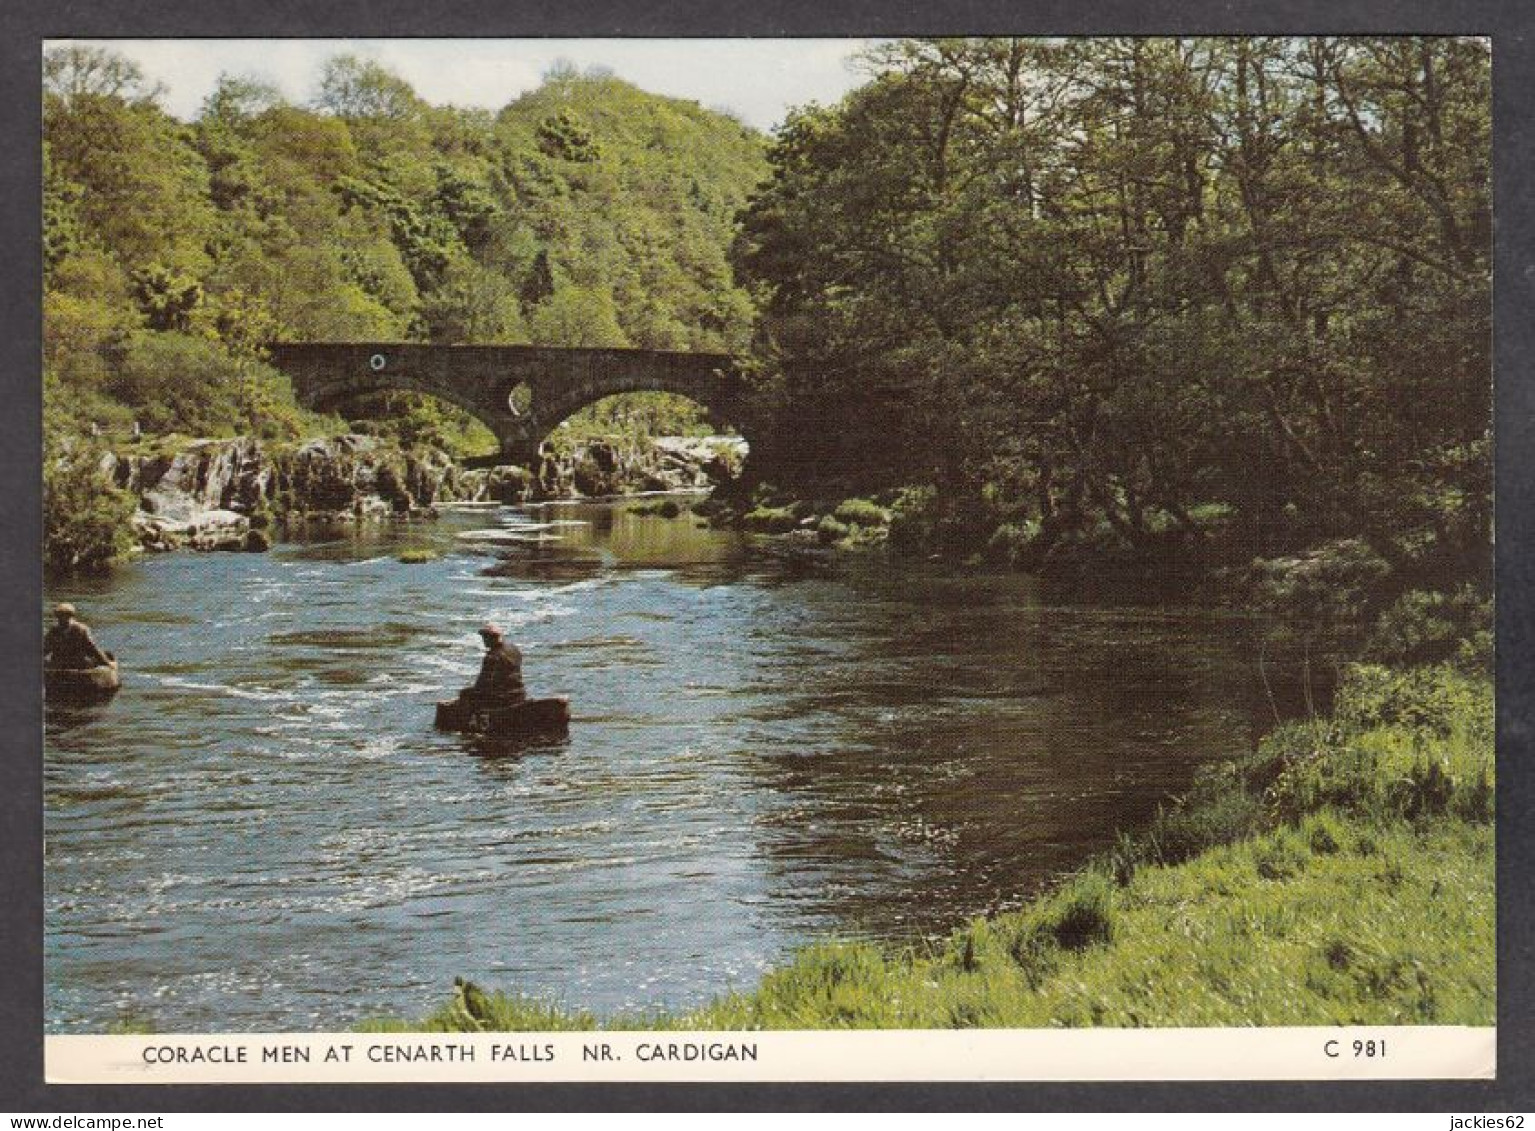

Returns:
45,497,1269,1033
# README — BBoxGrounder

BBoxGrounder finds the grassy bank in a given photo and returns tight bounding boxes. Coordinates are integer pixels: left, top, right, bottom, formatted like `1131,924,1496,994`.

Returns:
367,661,1494,1032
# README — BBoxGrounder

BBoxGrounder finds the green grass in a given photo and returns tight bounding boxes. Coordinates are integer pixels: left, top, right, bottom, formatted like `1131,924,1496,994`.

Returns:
684,818,1491,1029
397,547,441,564
371,661,1493,1031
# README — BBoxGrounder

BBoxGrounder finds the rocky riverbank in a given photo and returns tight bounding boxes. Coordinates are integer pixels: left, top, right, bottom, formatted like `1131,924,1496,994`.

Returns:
103,432,746,555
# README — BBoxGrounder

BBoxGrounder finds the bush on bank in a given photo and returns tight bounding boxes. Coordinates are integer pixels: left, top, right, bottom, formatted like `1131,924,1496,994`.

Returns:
370,660,1493,1032
43,446,139,573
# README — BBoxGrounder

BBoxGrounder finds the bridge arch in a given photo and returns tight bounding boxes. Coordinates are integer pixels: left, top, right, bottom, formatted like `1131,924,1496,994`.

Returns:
293,366,514,433
267,343,748,466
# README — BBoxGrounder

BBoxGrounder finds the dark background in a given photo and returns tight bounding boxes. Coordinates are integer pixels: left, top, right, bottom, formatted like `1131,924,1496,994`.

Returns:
3,0,1531,1112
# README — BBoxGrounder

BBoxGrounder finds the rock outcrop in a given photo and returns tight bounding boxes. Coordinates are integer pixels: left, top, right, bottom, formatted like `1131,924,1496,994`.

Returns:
272,434,481,523
105,432,745,554
104,438,269,552
535,434,745,498
106,435,483,553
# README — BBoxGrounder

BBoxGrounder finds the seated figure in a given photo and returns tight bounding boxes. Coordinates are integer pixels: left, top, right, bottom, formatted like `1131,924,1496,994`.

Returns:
45,603,111,669
458,623,526,707
436,621,567,736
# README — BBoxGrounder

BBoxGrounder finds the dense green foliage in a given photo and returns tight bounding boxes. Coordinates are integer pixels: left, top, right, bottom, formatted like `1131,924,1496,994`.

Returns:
1365,585,1494,670
370,659,1492,1030
735,38,1491,583
43,47,767,569
43,442,138,574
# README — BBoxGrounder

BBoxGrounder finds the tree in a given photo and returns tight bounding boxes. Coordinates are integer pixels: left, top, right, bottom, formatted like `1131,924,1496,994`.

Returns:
315,54,421,121
734,37,1490,569
417,257,527,344
131,264,202,332
520,248,556,308
44,44,163,105
527,286,629,348
201,73,285,125
42,142,84,276
45,87,217,277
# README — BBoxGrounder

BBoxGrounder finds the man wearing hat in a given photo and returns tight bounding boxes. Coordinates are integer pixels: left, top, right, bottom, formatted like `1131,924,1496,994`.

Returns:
458,623,526,707
44,603,111,670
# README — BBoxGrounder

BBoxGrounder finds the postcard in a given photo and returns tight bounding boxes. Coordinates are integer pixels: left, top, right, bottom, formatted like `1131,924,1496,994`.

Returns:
39,35,1495,1085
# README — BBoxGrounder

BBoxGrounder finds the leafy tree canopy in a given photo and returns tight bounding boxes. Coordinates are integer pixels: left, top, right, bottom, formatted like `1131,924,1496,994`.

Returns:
43,47,769,462
736,36,1491,580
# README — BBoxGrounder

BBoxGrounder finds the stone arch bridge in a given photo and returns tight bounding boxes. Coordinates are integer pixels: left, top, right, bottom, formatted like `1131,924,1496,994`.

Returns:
266,343,746,465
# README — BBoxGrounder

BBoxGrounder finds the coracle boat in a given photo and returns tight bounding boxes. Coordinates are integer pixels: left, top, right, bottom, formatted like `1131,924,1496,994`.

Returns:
44,659,121,702
434,695,570,737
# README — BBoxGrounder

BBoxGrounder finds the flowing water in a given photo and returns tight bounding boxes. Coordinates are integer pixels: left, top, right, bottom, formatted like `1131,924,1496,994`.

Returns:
45,498,1270,1032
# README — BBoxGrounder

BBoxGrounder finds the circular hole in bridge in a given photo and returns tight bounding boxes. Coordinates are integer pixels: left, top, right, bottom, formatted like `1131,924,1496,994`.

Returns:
507,382,533,417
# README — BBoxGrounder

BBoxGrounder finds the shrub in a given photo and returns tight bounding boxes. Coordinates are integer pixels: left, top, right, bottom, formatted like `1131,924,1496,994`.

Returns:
1304,812,1346,855
1336,663,1491,741
742,505,799,533
1266,664,1493,824
631,499,682,518
1458,770,1495,823
44,449,138,573
1186,502,1237,530
131,263,203,331
1365,587,1492,670
815,515,851,543
986,521,1037,565
886,485,939,553
1390,758,1456,820
359,392,499,458
833,497,890,527
1248,538,1392,649
1106,830,1143,886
